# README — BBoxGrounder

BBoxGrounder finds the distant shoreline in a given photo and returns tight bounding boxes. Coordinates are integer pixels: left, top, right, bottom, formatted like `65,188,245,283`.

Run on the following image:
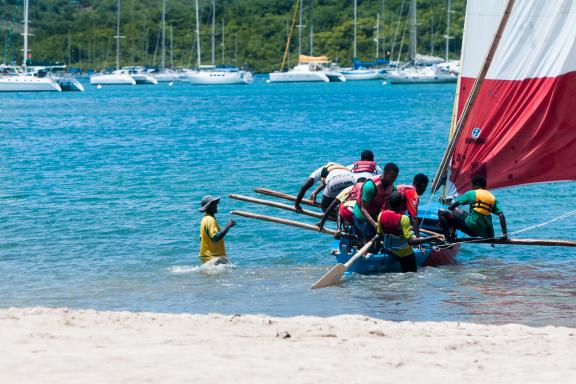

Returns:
0,307,573,383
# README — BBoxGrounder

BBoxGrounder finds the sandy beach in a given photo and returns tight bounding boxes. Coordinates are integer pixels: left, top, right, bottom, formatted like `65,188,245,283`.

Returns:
0,307,574,383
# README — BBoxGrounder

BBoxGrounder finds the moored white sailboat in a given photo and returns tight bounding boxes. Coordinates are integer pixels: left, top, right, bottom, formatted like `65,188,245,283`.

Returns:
382,0,457,84
182,0,252,85
339,0,381,81
90,0,136,86
0,0,61,92
152,0,181,83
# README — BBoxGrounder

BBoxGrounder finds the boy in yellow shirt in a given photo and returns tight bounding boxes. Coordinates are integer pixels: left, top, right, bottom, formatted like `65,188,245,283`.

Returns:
199,195,235,265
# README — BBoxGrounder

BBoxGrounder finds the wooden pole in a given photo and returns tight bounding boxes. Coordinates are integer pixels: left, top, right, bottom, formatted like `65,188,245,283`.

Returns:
255,188,322,209
453,237,576,247
431,0,517,194
229,194,325,219
252,189,443,237
230,210,340,236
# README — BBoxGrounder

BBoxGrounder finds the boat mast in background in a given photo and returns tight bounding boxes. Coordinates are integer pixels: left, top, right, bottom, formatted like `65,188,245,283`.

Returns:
221,19,225,64
445,0,452,62
114,0,124,71
375,13,380,59
410,0,416,65
211,0,216,66
161,0,166,71
297,0,303,57
22,0,29,70
353,0,357,59
194,0,201,68
309,0,313,56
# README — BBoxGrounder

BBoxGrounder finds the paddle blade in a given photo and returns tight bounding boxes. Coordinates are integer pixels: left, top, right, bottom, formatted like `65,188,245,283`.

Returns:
311,263,346,289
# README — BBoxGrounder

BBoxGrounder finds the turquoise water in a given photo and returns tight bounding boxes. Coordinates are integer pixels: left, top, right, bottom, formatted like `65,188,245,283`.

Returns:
1,78,575,326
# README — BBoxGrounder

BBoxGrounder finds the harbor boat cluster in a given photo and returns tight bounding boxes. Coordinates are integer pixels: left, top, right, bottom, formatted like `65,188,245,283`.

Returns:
0,0,458,92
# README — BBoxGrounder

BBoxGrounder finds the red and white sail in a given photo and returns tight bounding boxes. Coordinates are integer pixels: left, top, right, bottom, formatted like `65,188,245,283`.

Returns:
446,0,576,195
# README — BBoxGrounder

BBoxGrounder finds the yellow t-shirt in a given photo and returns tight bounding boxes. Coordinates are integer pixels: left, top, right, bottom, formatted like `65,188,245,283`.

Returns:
199,215,226,259
376,214,414,257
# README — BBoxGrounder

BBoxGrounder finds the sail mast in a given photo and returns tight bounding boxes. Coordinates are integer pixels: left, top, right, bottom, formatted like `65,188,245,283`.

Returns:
161,0,166,70
375,13,380,59
194,0,201,68
280,0,300,72
353,0,357,59
297,0,303,57
211,0,215,66
309,0,313,56
410,0,416,64
431,0,517,194
114,0,122,71
22,0,29,70
445,0,451,62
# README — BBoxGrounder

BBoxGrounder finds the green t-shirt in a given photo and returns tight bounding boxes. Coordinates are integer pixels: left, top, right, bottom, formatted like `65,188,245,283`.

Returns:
456,190,503,237
353,180,396,221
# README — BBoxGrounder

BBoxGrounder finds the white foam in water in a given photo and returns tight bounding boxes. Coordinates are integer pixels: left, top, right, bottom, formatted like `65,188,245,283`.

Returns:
168,263,235,275
168,265,200,274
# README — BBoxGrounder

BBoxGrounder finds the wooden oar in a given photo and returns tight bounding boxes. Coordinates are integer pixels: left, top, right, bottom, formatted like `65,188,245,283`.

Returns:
255,188,322,209
311,235,379,289
229,193,328,220
452,237,576,247
230,210,340,236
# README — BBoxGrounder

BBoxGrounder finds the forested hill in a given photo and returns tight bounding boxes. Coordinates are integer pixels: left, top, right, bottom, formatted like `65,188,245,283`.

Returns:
0,0,465,72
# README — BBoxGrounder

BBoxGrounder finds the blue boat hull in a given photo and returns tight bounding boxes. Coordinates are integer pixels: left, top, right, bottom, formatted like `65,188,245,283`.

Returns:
331,203,459,274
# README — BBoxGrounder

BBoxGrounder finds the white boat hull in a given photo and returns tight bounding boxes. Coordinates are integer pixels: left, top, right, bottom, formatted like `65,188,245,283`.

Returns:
154,72,182,82
130,73,158,85
384,68,457,84
0,76,62,92
340,70,381,81
54,77,84,92
90,74,136,85
183,70,253,85
325,71,346,82
268,71,329,83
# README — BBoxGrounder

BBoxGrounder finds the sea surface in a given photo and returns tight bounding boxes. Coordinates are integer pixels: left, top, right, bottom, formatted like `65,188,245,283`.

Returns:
1,77,575,327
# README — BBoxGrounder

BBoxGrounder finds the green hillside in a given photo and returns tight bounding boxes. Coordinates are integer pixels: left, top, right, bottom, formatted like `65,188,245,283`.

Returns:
0,0,465,72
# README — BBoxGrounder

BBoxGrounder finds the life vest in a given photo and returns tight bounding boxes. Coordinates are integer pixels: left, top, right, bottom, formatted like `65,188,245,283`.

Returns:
396,184,415,213
378,209,402,236
471,189,495,216
352,160,377,174
345,182,363,202
356,176,394,218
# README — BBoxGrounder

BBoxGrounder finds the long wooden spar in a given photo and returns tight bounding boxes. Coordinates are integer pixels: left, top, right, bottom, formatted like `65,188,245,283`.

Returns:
230,210,341,236
229,193,326,220
239,188,576,247
251,189,442,236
